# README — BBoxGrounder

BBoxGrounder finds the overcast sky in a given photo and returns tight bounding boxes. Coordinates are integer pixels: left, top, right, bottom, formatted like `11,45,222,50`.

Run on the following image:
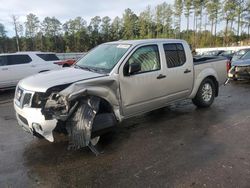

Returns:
0,0,174,36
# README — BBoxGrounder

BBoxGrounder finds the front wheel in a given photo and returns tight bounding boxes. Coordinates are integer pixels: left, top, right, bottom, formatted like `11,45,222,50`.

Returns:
192,78,216,108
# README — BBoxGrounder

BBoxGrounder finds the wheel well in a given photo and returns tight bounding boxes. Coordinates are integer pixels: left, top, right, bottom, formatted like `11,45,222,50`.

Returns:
98,98,113,114
206,76,219,97
72,96,113,114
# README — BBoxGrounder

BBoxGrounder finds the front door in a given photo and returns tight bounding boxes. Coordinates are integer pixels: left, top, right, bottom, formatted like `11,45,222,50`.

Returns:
119,44,168,117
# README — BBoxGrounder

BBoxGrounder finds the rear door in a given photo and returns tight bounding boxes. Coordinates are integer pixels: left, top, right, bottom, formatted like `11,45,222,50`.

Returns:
0,55,33,88
161,43,194,101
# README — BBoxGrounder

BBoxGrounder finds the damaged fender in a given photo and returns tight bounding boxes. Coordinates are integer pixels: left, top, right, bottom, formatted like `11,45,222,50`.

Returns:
42,76,122,148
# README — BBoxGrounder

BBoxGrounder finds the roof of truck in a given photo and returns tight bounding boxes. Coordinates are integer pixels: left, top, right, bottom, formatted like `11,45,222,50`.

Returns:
106,39,186,46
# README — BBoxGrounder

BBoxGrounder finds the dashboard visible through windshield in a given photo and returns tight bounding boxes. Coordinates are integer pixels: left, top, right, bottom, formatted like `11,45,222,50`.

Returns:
76,44,131,74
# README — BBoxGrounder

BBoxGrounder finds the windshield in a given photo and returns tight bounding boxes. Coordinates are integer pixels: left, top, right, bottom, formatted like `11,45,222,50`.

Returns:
237,49,248,56
232,49,250,61
241,51,250,60
76,44,131,73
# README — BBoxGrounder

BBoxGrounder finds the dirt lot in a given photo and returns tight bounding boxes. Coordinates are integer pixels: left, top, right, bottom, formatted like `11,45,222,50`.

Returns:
1,81,250,188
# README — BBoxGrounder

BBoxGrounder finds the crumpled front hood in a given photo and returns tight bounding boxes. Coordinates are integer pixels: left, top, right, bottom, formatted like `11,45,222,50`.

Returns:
232,59,250,67
19,67,104,92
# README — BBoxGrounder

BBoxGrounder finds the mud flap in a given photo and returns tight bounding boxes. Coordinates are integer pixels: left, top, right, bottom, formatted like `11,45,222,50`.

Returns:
224,78,230,85
66,96,100,150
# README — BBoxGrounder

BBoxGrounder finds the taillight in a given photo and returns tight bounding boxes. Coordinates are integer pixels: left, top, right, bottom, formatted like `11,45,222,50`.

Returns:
226,60,231,73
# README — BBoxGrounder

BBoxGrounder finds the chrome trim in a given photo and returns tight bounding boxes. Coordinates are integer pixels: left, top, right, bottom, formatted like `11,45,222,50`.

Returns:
15,86,34,108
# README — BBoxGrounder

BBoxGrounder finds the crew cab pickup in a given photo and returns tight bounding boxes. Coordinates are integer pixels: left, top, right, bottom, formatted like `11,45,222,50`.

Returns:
14,39,227,149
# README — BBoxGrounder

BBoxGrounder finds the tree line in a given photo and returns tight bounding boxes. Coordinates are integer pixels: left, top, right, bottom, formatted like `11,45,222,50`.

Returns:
0,0,250,53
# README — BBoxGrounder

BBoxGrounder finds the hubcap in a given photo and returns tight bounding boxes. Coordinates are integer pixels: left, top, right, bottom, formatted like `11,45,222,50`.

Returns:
202,83,213,102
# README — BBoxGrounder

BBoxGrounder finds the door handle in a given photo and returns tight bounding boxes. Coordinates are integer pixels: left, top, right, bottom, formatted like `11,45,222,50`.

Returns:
157,74,166,79
2,68,8,71
31,65,36,67
184,69,192,74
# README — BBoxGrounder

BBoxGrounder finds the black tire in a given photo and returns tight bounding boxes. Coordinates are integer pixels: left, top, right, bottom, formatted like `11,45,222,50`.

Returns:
66,102,116,147
66,101,100,147
192,78,216,108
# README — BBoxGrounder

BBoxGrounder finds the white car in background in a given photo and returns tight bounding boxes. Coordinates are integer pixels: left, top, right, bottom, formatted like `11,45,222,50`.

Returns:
0,52,62,89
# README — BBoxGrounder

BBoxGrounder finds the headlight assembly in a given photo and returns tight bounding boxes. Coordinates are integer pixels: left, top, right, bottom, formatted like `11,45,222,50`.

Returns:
32,92,46,108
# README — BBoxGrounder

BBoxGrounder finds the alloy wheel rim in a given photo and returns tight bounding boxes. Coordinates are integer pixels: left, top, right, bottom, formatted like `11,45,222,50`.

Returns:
202,83,213,102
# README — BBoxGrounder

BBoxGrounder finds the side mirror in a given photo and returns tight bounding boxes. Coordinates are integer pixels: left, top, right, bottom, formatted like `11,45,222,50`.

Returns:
129,62,141,75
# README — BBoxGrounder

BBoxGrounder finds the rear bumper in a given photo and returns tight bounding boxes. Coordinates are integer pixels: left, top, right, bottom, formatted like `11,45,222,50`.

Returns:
14,100,57,142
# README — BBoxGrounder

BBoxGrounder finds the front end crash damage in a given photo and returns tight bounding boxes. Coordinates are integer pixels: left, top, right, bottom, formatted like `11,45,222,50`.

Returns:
41,77,121,149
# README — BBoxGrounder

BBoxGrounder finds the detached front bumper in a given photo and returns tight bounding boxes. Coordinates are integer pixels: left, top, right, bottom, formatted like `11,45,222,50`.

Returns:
14,100,57,142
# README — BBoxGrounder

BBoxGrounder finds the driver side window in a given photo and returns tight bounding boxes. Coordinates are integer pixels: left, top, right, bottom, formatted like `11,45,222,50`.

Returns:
126,45,160,74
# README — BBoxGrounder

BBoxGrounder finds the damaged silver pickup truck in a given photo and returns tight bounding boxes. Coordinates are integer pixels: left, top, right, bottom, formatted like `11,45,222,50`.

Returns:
14,39,228,151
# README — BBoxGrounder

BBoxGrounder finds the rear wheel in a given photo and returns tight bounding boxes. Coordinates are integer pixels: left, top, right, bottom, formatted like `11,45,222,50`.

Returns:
192,78,216,108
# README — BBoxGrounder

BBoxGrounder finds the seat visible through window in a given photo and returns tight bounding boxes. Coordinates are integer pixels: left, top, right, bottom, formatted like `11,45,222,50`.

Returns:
127,45,160,73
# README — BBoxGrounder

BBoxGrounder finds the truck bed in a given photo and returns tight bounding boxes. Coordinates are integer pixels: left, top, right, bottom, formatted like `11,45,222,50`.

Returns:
193,56,228,86
193,56,227,65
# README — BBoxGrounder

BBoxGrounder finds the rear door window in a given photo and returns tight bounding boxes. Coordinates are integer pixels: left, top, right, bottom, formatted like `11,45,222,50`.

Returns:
37,54,59,61
6,55,32,65
0,56,8,66
163,43,186,68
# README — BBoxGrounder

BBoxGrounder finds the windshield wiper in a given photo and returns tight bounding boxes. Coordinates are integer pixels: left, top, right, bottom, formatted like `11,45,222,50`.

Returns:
74,64,108,74
75,65,96,72
74,64,83,69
